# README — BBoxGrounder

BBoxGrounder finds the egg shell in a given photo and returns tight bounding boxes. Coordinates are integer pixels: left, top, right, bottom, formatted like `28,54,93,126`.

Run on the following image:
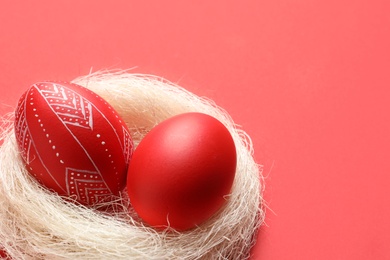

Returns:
14,82,133,206
127,112,236,231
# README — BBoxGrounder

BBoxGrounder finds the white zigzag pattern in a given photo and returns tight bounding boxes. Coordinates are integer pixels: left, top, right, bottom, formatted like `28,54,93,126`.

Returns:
15,95,33,163
65,168,111,204
38,83,94,130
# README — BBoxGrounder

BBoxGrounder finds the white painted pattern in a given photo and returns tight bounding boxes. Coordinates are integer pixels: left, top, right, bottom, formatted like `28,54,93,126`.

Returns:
65,168,112,204
35,82,110,203
39,83,94,130
15,95,31,163
15,82,130,205
15,86,66,192
122,125,132,163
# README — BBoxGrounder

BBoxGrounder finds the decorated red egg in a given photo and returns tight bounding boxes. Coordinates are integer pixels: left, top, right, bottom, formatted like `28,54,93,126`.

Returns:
14,82,133,206
127,112,236,231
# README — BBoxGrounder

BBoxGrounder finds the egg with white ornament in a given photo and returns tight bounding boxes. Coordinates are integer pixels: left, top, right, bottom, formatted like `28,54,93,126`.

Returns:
14,81,133,206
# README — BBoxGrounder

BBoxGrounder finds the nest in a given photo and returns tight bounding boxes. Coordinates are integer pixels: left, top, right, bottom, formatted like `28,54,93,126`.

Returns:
0,71,264,259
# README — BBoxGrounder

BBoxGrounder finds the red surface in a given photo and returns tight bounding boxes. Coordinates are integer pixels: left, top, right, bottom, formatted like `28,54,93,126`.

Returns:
0,1,389,259
14,82,132,206
127,113,236,231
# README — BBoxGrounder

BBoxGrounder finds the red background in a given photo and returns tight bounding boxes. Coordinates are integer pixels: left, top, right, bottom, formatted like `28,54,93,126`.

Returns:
1,1,389,259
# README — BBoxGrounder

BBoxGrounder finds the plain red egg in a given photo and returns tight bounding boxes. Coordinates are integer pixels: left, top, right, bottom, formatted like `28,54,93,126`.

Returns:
14,82,133,206
127,112,236,231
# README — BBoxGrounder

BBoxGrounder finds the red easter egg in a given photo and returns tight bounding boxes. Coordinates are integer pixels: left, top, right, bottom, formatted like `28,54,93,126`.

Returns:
14,82,133,206
127,112,236,231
